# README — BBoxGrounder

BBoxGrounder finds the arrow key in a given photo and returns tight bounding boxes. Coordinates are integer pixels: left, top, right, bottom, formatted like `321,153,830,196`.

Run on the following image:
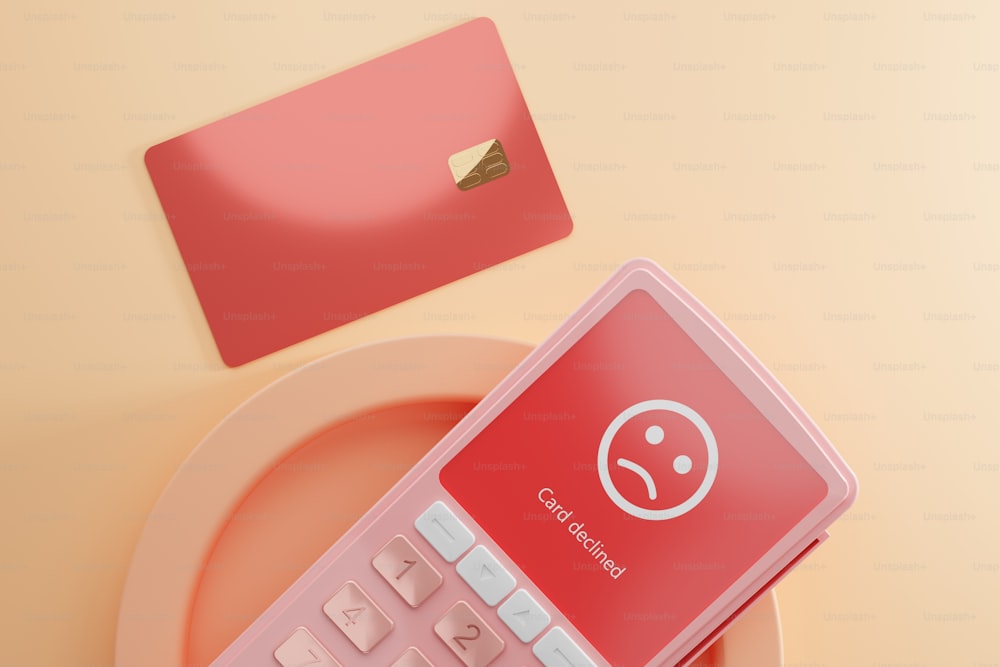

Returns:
456,545,515,606
498,589,550,642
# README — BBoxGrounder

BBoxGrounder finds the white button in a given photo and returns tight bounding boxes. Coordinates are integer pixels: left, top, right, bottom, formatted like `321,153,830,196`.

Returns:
497,589,550,642
532,627,596,667
456,545,515,607
415,501,474,563
274,627,342,667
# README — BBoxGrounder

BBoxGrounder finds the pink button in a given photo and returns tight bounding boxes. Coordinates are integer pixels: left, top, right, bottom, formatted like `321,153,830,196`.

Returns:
273,627,342,667
390,646,434,667
434,601,504,667
322,581,393,653
373,535,443,607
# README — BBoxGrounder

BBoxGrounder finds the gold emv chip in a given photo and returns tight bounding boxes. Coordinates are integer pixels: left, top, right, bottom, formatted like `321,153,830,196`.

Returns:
449,139,510,191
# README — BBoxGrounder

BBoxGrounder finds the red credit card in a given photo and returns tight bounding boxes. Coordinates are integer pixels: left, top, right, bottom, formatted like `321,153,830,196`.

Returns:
145,18,572,366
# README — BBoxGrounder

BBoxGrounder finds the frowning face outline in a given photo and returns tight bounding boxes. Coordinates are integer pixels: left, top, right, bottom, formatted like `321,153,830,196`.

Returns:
597,399,719,521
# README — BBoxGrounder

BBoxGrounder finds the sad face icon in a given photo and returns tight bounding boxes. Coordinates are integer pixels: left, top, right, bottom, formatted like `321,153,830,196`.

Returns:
597,400,718,520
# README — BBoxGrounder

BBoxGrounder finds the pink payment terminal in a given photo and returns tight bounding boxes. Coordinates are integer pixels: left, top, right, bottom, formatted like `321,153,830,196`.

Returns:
209,258,857,667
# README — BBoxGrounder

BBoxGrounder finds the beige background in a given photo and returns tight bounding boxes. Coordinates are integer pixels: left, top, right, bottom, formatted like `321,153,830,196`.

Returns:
2,0,998,665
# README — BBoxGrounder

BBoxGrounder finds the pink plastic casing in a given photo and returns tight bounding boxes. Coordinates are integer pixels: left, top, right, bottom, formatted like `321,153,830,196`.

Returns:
144,17,572,367
208,258,858,666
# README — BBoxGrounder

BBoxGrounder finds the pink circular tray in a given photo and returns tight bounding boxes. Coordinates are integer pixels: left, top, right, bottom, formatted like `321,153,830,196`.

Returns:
115,335,782,666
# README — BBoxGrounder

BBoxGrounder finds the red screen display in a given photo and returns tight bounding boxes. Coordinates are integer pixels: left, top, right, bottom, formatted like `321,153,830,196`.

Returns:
440,289,827,665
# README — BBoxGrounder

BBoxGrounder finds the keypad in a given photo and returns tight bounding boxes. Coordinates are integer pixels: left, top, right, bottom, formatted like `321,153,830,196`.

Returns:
269,500,594,667
414,501,594,666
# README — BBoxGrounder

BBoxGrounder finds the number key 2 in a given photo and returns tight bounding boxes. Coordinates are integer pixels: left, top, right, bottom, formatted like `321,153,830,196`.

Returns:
434,601,504,667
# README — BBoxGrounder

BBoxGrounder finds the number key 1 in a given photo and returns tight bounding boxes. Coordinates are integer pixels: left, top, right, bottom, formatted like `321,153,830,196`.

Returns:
372,535,442,607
